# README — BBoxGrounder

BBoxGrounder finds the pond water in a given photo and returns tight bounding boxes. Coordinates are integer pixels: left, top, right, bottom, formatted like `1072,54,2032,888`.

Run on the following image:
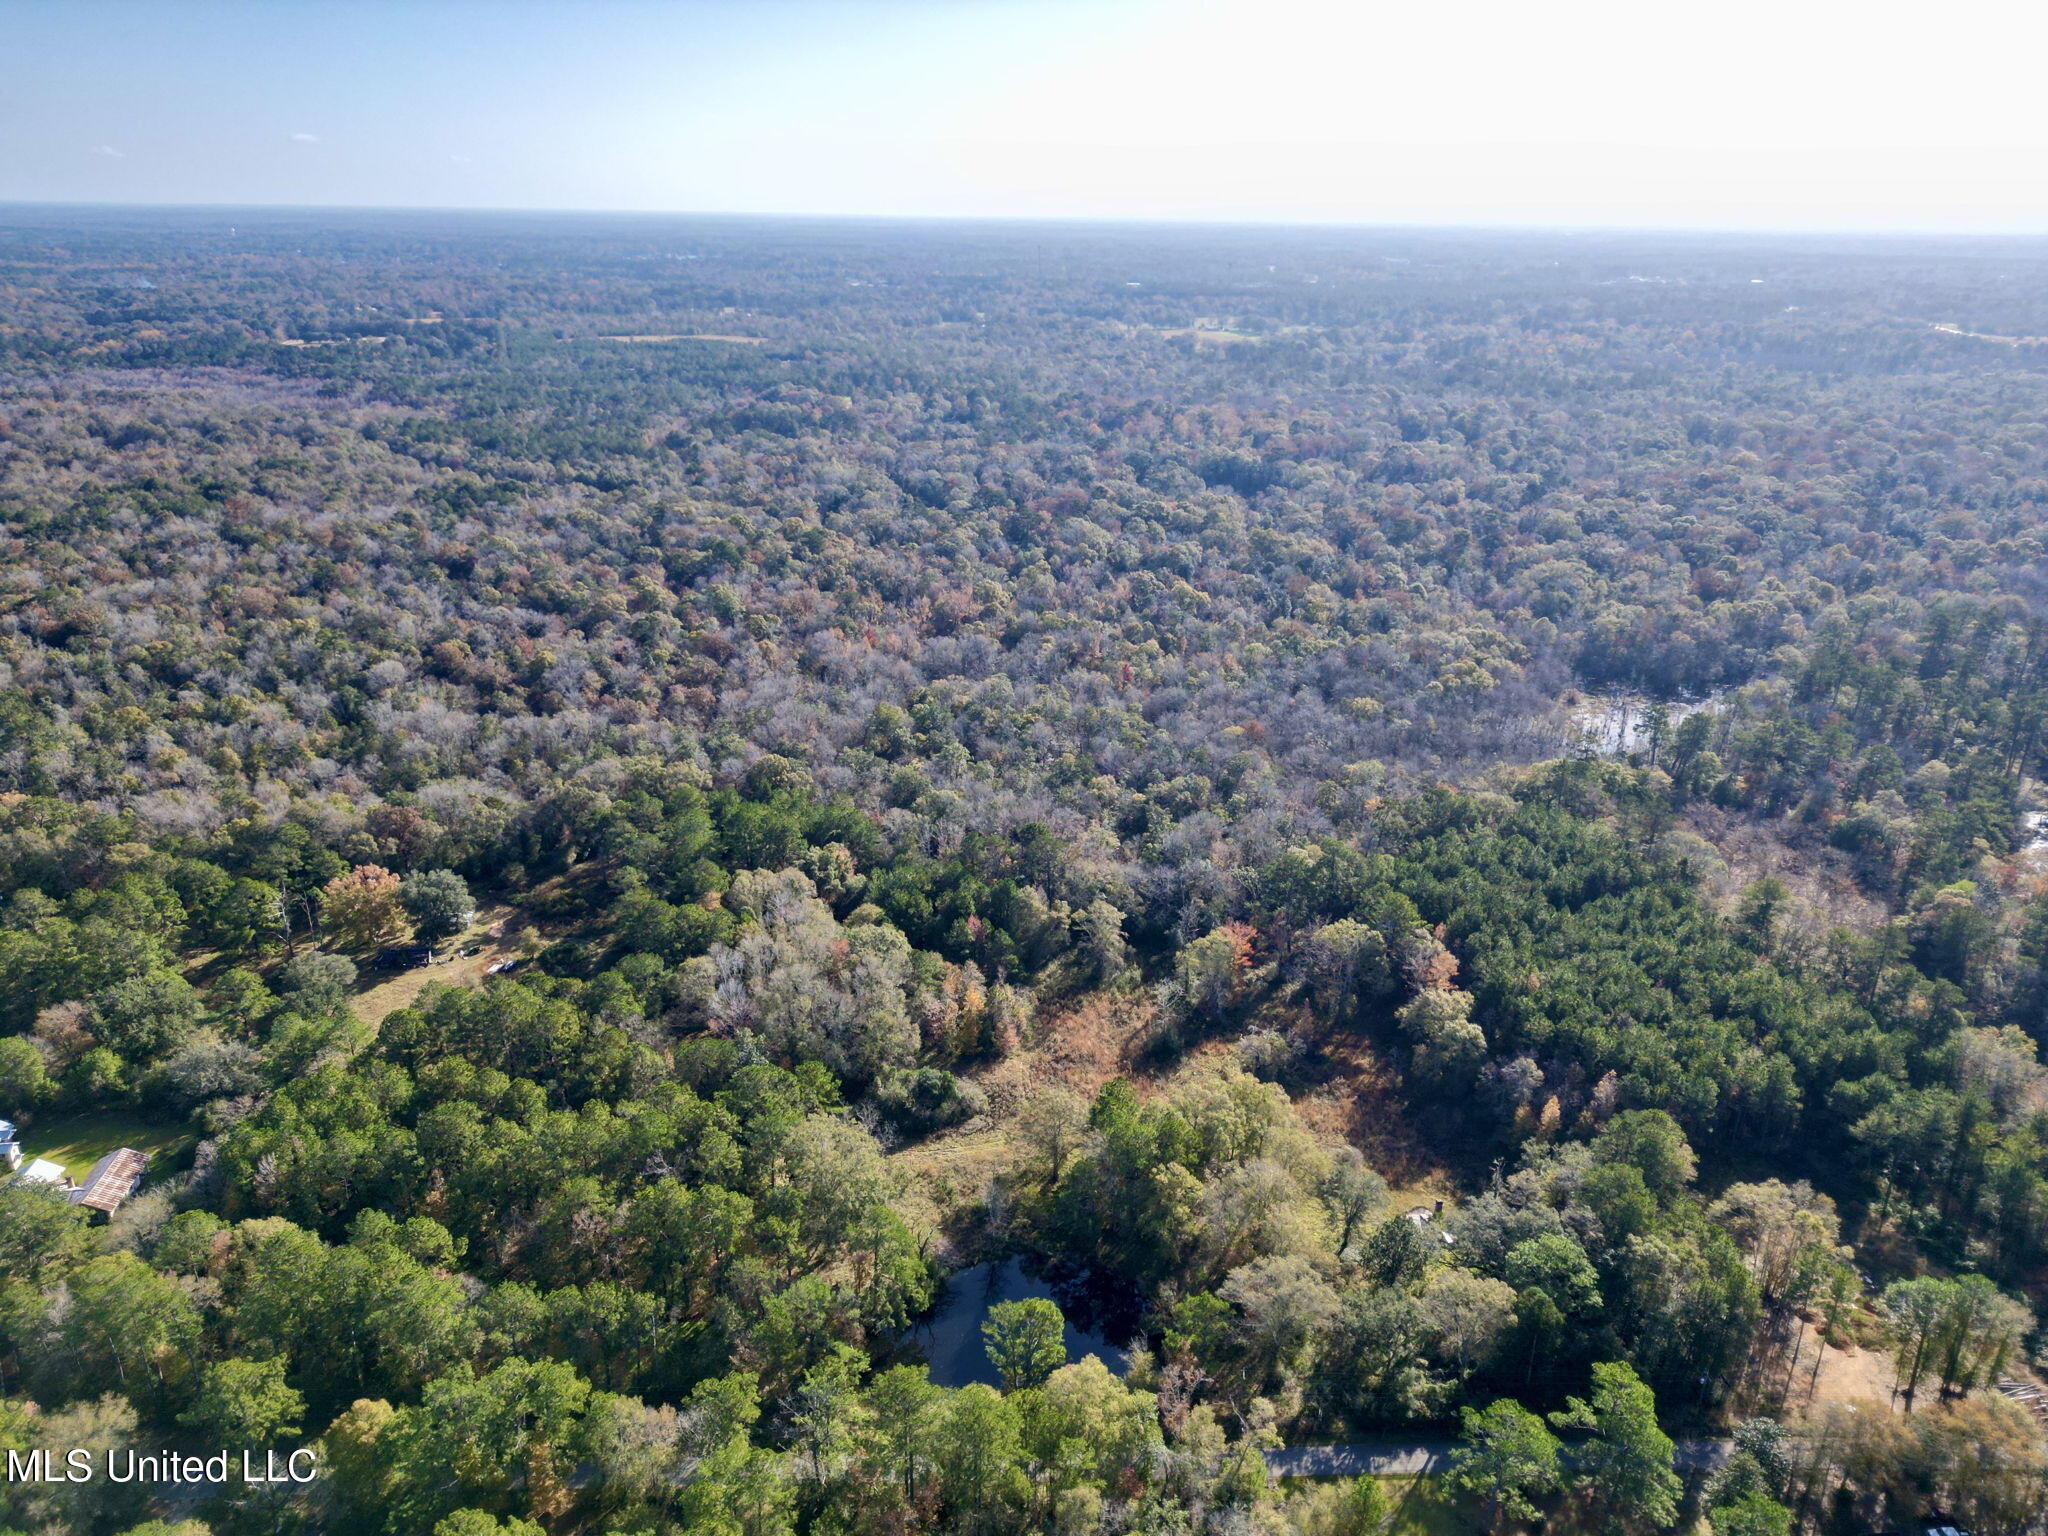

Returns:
906,1258,1129,1388
1568,693,1723,756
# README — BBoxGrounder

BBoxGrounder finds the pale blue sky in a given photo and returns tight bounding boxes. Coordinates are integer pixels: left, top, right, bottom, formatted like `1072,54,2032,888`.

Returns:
6,0,2048,232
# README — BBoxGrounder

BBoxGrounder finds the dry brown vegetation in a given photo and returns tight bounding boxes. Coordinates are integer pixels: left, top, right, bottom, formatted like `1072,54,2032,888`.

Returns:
1684,803,1891,935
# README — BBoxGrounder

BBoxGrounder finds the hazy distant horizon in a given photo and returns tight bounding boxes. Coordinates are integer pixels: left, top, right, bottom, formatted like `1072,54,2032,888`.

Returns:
11,0,2048,237
11,199,2048,247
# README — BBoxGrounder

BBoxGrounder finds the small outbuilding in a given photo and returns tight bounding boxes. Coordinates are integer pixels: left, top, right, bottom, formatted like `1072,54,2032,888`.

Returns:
69,1148,148,1215
18,1157,68,1188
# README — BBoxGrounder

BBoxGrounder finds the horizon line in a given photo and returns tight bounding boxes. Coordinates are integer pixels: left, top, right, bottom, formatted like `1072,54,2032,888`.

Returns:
8,196,2048,245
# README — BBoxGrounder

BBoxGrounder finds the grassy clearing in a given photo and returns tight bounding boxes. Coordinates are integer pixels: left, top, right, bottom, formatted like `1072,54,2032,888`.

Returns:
351,944,506,1027
1380,1477,1471,1536
1793,1327,1897,1411
888,1123,1016,1250
349,899,538,1027
23,1109,193,1184
1163,329,1261,346
886,990,1160,1253
1279,1477,1471,1536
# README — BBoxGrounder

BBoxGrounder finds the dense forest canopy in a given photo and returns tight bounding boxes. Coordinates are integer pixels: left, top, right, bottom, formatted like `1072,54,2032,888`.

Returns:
0,208,2046,1536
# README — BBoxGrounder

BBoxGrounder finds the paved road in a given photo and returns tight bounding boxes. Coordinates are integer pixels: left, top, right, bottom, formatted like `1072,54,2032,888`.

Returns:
1266,1437,1733,1478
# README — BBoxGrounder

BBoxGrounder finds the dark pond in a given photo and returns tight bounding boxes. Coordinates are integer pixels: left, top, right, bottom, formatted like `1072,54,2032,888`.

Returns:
906,1257,1130,1388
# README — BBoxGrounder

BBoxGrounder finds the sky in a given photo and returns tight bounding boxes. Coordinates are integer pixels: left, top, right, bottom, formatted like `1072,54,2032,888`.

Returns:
5,0,2048,233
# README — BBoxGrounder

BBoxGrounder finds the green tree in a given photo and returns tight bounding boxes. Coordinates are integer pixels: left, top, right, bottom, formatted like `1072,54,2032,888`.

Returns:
1878,1274,2027,1406
1878,1277,1949,1409
1926,1274,2028,1399
1078,898,1128,985
277,949,358,1004
1504,1233,1602,1321
318,1396,398,1526
87,967,204,1060
1017,1086,1090,1187
400,869,474,946
1316,1288,1441,1426
1395,987,1486,1085
1223,1254,1342,1384
1317,1477,1391,1536
434,1514,547,1536
1358,1215,1433,1291
152,1210,227,1275
181,1356,305,1444
1590,1110,1697,1204
65,1045,130,1102
1418,1268,1517,1379
1321,1146,1388,1256
19,1394,147,1535
932,1383,1027,1535
1300,918,1391,1023
1175,926,1249,1021
1447,1397,1563,1534
1735,878,1788,945
381,1358,592,1530
983,1297,1067,1392
1709,1491,1793,1536
203,877,285,955
51,1253,203,1409
1551,1361,1680,1534
1020,1355,1163,1492
861,1365,943,1506
0,1034,52,1108
1709,1179,1844,1313
673,1372,794,1536
0,1184,96,1285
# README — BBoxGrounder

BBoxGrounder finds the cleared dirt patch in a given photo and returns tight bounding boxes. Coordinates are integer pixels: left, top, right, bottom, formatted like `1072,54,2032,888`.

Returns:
1928,321,2048,345
1802,1333,1899,1410
594,333,768,344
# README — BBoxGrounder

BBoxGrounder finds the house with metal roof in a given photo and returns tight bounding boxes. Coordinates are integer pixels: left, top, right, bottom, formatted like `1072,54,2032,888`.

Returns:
68,1148,147,1215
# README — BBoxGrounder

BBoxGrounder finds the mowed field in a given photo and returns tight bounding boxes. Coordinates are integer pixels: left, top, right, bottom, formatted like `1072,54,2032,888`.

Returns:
23,1108,194,1184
